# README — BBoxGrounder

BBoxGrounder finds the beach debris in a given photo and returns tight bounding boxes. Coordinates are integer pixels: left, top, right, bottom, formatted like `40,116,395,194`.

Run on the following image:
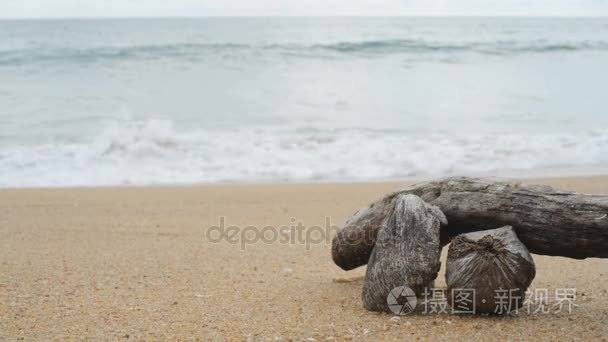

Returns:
331,275,364,283
446,226,536,314
362,194,445,312
332,177,608,271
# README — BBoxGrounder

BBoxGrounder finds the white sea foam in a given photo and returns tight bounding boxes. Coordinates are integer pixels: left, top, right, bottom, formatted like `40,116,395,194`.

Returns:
1,119,606,187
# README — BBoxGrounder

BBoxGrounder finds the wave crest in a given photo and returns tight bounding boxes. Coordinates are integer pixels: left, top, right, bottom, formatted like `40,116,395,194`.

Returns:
1,39,607,66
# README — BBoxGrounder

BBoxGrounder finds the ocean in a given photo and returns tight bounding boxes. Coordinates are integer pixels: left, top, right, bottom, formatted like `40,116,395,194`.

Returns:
1,17,607,187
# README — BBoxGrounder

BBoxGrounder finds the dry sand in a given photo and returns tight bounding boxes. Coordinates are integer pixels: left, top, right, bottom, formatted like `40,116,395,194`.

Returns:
1,177,607,341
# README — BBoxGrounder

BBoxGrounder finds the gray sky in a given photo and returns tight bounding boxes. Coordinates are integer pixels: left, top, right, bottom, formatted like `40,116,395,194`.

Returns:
2,0,608,18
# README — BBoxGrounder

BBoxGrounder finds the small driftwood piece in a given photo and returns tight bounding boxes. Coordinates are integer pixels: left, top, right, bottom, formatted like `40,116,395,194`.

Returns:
362,194,446,312
332,177,608,270
445,226,536,314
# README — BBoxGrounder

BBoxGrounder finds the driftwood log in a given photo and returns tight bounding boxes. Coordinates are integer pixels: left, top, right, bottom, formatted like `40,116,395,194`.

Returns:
445,226,536,314
332,177,608,270
362,194,446,312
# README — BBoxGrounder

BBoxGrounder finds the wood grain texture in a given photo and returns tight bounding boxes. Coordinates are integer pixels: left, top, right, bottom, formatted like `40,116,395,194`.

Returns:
362,194,446,312
332,177,608,270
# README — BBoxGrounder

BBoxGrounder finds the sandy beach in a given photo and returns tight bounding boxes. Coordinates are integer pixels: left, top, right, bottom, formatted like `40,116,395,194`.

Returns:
1,176,607,341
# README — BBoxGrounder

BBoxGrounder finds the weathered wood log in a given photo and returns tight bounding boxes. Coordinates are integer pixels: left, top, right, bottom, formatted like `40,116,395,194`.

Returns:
445,226,536,314
362,194,446,312
332,177,608,270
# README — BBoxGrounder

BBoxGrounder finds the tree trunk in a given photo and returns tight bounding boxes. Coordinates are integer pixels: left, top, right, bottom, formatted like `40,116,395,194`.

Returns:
332,177,608,270
362,194,446,313
445,226,536,314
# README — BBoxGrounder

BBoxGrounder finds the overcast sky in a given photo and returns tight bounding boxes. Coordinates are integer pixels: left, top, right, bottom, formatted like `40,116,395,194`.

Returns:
2,0,608,18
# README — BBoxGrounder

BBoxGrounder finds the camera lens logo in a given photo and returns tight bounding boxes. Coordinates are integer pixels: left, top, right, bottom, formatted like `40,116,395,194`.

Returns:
387,286,418,315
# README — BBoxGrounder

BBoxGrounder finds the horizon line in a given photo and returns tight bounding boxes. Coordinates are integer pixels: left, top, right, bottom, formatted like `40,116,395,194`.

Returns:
1,14,608,20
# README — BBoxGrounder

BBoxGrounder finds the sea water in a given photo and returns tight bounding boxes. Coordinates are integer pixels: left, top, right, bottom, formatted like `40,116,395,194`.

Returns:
1,17,607,187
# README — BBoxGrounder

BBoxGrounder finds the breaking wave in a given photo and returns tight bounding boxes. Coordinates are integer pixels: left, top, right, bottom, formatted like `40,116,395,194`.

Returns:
1,119,607,187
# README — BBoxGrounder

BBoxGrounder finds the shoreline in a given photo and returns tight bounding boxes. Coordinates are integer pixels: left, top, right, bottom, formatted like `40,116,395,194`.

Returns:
2,172,608,191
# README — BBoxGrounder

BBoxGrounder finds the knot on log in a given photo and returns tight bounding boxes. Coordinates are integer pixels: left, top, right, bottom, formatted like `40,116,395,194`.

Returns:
449,234,507,259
